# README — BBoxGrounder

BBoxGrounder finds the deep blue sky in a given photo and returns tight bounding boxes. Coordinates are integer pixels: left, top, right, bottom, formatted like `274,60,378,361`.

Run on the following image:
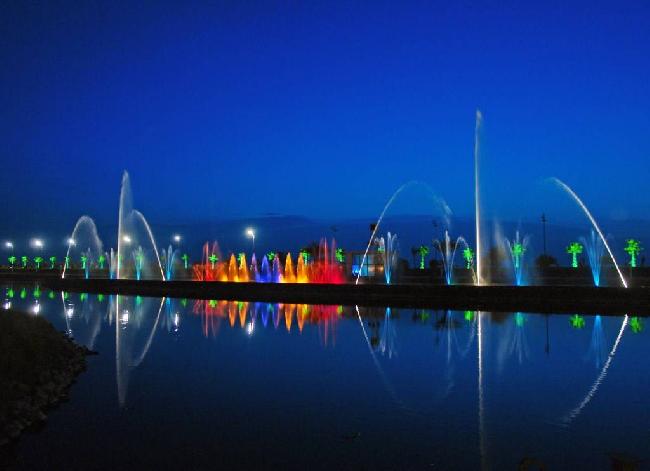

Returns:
2,1,649,231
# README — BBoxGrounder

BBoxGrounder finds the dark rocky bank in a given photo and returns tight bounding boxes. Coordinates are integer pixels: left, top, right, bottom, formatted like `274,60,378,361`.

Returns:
0,309,94,446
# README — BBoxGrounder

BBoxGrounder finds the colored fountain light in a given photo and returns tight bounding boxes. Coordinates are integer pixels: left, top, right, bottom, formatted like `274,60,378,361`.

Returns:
504,231,530,286
566,242,583,268
379,232,398,284
624,239,642,268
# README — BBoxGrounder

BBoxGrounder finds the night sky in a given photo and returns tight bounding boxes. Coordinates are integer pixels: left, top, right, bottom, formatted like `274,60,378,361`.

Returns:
2,1,649,235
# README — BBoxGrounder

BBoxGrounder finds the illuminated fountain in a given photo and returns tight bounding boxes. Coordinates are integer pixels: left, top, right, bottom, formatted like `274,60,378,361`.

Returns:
116,171,164,281
378,232,398,284
161,245,178,280
503,231,530,286
62,215,103,279
580,230,605,286
586,315,607,368
433,230,470,285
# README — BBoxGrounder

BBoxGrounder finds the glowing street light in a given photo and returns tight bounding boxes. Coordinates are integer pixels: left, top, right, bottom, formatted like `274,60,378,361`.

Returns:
31,238,44,250
173,234,182,244
4,241,13,250
122,235,132,244
67,238,76,247
246,228,255,253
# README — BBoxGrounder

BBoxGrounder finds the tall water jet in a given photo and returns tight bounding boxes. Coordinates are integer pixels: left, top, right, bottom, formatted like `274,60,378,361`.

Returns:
378,232,399,284
296,254,308,283
503,231,530,286
109,248,117,279
474,110,483,286
580,230,605,287
551,177,627,288
434,230,470,285
116,171,165,281
62,215,103,279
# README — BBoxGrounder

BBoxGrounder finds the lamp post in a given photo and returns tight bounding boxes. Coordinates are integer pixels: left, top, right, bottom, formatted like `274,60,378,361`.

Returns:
246,228,255,254
173,234,181,244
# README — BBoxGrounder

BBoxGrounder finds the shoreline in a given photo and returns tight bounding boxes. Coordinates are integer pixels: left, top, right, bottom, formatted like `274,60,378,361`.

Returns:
0,309,93,448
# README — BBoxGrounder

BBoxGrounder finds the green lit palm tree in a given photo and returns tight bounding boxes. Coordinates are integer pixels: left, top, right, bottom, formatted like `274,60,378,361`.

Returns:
98,254,106,269
181,254,189,269
511,243,526,269
208,253,218,269
64,256,70,269
8,255,16,268
80,255,88,270
624,239,642,268
49,256,57,269
417,245,429,270
299,250,310,264
21,256,28,268
33,256,43,270
335,248,345,263
566,242,583,268
463,247,474,269
266,251,276,262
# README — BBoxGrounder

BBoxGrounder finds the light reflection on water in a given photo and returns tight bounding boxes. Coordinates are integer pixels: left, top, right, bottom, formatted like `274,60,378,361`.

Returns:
2,285,649,470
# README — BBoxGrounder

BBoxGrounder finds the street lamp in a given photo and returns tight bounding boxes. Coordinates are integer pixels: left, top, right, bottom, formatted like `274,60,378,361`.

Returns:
246,228,255,253
67,238,76,247
122,235,132,244
173,234,181,244
5,241,13,250
31,239,44,250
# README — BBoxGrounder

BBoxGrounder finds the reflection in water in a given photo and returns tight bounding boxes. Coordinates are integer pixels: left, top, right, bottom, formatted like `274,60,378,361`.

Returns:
3,287,645,469
562,315,629,426
586,315,607,368
497,312,529,372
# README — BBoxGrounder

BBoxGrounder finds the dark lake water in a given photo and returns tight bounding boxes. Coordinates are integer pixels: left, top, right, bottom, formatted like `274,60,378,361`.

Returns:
2,286,649,470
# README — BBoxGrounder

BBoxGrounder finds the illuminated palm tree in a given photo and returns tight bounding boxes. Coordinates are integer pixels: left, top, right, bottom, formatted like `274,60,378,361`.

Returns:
98,254,106,269
266,251,276,262
33,256,43,270
65,256,70,269
463,247,474,269
417,245,429,270
511,242,526,269
49,256,57,269
566,242,583,268
299,249,310,264
8,255,16,268
624,239,642,268
208,253,218,269
80,255,88,270
21,256,28,268
181,254,189,269
335,248,345,263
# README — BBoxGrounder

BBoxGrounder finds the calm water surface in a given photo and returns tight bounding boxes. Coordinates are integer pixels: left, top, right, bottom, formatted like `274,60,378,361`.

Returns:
2,286,649,470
